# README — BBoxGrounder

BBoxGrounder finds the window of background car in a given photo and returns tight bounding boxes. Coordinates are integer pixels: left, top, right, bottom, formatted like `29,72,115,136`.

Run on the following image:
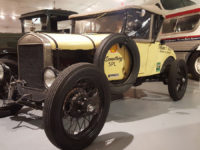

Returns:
57,20,72,33
24,16,47,33
175,14,200,32
74,12,125,34
161,0,196,10
162,19,177,34
126,9,151,39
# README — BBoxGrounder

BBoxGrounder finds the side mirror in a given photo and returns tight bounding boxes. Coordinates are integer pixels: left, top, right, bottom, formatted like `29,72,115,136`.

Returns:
160,40,166,45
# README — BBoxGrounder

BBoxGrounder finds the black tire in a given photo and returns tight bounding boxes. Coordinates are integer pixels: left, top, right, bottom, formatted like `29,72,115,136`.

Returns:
188,52,200,81
94,33,140,94
168,59,188,101
0,58,18,96
0,58,21,118
0,104,22,118
43,63,110,150
0,58,18,77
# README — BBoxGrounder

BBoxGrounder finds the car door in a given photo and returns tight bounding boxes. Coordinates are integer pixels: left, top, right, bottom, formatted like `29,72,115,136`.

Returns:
146,14,173,76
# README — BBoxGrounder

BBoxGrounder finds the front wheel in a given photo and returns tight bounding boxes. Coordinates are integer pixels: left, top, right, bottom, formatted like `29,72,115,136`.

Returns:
43,63,110,150
168,59,188,101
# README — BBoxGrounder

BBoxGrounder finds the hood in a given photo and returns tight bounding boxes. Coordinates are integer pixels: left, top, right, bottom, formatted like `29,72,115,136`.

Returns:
18,33,110,51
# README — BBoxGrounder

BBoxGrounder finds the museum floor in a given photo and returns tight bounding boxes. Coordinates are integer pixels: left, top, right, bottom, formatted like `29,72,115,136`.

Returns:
0,79,200,150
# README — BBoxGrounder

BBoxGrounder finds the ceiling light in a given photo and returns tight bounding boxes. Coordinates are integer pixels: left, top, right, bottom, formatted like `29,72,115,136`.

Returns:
86,8,92,12
120,0,125,6
12,15,16,20
0,15,5,20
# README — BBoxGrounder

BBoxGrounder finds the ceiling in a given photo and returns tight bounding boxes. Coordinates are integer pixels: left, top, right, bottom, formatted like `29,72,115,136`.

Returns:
0,0,146,15
0,0,146,32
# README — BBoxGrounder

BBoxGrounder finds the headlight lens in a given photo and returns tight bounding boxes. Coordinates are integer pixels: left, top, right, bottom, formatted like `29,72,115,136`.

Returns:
44,68,56,88
0,64,4,80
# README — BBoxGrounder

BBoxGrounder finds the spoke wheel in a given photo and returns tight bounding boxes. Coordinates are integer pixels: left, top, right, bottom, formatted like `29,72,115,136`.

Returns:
44,63,110,150
168,59,188,101
62,83,101,137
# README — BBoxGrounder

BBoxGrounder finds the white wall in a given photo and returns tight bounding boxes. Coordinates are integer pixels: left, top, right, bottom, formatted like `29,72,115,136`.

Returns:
0,17,21,33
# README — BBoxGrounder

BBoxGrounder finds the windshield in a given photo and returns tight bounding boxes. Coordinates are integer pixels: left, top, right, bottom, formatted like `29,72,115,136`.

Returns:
125,9,152,39
74,13,125,34
161,0,197,10
23,16,47,32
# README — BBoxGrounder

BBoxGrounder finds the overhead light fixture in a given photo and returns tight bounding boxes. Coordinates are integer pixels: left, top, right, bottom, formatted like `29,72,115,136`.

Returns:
120,0,125,6
0,15,5,20
11,15,16,20
86,8,92,12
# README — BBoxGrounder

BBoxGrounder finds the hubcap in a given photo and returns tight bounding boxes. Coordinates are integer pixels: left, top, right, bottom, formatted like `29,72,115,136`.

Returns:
62,79,101,136
182,77,186,83
195,57,200,74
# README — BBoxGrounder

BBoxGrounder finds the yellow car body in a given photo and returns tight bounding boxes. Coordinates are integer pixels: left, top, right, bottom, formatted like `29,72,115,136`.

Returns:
36,33,176,81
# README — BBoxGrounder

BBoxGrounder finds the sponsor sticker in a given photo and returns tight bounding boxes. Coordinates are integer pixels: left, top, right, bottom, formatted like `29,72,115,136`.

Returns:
108,74,119,78
156,62,161,72
110,45,118,53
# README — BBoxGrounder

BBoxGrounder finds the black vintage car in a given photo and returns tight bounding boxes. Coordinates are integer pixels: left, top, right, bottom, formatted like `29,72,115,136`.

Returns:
0,9,77,100
0,9,77,58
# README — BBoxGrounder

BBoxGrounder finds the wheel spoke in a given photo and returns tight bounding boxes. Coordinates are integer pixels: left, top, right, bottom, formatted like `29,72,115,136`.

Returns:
72,119,78,134
79,118,85,131
76,118,81,131
61,76,104,136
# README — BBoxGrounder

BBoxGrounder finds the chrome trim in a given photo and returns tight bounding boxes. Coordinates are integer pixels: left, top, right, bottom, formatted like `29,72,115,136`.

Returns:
17,33,53,80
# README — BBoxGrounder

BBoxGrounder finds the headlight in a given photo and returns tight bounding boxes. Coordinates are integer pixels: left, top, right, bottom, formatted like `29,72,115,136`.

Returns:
0,64,4,81
44,67,57,88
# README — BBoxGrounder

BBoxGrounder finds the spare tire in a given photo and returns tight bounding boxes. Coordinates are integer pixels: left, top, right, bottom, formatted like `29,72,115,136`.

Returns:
94,33,140,94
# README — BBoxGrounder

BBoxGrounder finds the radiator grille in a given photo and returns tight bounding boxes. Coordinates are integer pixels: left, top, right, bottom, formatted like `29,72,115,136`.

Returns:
18,45,44,89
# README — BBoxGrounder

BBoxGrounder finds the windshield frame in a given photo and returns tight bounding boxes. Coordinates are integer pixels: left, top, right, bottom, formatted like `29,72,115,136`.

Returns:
72,10,127,34
21,14,48,33
71,8,157,42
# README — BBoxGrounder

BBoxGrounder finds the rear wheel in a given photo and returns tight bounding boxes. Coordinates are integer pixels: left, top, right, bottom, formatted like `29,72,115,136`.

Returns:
188,52,200,81
0,58,21,118
94,33,140,94
43,63,110,150
168,59,188,101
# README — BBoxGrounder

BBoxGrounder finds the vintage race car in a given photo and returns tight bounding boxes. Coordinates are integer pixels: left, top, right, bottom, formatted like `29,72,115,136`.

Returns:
0,5,188,150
